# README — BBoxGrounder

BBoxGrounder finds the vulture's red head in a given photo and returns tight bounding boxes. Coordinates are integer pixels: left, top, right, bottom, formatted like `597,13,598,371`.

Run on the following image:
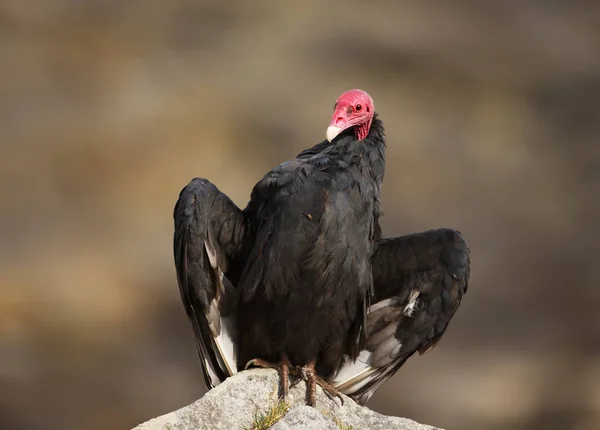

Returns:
326,89,374,142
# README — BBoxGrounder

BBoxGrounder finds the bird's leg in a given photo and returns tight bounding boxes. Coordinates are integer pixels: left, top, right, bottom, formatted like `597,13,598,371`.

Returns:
297,360,344,407
280,355,291,400
245,355,292,401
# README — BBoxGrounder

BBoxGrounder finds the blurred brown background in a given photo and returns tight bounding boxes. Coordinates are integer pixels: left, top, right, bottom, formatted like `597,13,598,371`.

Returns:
1,1,599,429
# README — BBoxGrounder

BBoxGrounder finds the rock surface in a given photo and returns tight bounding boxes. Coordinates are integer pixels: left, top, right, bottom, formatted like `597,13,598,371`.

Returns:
133,369,442,430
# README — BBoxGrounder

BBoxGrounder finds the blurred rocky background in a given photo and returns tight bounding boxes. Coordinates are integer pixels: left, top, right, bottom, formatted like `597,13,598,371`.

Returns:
1,1,599,429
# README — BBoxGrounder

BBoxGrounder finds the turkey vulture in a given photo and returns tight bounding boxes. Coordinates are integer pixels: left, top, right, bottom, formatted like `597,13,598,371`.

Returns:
173,89,470,406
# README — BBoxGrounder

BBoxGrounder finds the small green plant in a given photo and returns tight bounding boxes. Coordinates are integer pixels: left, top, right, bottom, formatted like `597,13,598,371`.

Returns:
246,399,290,430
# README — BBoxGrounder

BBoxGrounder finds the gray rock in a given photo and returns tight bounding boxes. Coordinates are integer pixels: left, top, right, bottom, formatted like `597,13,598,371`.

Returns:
133,369,442,430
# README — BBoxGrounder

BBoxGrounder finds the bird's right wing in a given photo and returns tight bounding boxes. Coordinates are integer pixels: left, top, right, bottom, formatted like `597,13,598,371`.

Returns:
173,178,247,389
332,228,470,404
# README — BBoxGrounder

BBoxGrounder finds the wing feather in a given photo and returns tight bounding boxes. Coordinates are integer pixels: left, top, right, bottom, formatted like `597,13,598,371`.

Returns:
173,178,246,389
333,228,470,404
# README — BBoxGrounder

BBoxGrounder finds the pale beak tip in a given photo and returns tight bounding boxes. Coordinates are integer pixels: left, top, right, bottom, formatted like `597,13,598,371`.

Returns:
326,125,341,142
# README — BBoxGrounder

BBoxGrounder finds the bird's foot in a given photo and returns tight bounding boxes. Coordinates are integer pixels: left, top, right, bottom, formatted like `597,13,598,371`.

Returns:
245,356,292,401
296,361,344,407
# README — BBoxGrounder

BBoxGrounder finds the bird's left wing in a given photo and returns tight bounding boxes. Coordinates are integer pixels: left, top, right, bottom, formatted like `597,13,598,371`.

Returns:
332,228,470,404
174,178,247,389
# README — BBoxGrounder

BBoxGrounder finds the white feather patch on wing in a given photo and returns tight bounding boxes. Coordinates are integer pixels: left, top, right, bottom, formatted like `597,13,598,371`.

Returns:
366,297,398,314
332,350,378,393
332,298,398,391
216,313,238,377
204,241,238,379
370,336,403,367
353,363,399,404
403,290,420,317
205,241,218,269
207,299,221,336
206,358,222,387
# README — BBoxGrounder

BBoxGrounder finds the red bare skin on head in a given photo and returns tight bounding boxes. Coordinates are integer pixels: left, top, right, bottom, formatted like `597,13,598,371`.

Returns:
326,89,375,142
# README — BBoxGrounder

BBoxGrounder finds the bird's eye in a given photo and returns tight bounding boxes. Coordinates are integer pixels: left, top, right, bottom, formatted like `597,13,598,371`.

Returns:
356,104,362,111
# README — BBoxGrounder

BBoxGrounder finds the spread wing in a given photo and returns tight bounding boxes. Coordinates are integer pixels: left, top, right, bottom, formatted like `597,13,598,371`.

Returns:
332,228,470,404
173,178,247,389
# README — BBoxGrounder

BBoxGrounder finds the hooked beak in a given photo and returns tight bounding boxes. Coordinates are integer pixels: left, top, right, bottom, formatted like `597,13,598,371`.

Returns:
326,125,341,142
326,106,349,142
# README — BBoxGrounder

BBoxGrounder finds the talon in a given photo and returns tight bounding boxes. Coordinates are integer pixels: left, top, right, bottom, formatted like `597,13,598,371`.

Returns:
244,358,277,370
290,377,302,388
313,373,344,404
298,361,345,407
243,356,292,401
297,366,309,381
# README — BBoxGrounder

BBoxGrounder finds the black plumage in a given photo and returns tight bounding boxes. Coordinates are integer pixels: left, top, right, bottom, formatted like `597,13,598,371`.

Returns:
173,89,470,406
334,228,470,404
